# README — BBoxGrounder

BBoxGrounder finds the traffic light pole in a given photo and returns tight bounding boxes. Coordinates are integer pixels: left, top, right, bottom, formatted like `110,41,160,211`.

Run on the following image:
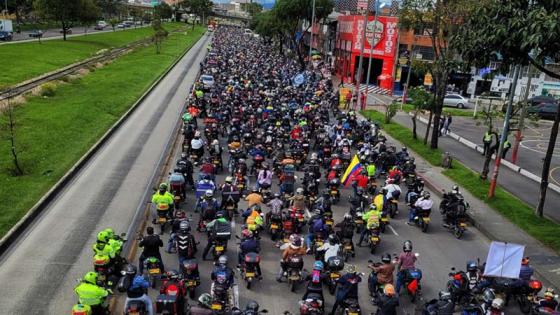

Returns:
511,65,533,164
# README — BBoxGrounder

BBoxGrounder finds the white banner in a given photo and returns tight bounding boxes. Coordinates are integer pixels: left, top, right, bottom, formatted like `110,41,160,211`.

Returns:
483,241,525,279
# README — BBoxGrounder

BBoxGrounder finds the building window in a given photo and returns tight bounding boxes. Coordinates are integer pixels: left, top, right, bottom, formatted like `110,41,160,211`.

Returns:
412,46,435,61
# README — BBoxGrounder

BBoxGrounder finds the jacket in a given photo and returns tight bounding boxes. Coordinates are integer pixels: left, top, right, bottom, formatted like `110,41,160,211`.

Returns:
75,282,109,306
139,235,163,258
373,263,395,285
282,246,306,261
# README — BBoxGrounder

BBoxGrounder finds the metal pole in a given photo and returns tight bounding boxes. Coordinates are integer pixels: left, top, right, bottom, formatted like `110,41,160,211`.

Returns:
364,0,378,110
356,0,371,109
401,42,414,105
512,65,533,164
488,65,520,198
309,0,316,59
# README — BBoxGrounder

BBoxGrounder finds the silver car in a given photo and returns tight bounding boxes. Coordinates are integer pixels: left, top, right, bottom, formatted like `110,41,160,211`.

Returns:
200,74,215,89
443,94,470,109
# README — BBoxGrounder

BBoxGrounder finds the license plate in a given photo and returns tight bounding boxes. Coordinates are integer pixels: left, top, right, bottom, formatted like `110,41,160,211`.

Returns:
188,281,196,286
289,275,300,280
158,217,167,223
460,223,467,227
330,273,339,279
355,220,363,224
344,245,352,250
298,217,304,222
316,241,324,246
381,218,389,222
215,246,224,251
423,217,431,222
371,237,379,242
98,274,106,281
349,313,358,315
391,200,398,203
326,220,333,226
271,224,278,229
237,185,244,189
246,272,255,277
130,312,139,315
211,304,222,310
149,268,160,274
331,191,337,195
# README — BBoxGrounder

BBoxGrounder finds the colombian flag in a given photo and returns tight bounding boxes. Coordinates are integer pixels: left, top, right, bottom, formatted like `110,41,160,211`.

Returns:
341,155,363,187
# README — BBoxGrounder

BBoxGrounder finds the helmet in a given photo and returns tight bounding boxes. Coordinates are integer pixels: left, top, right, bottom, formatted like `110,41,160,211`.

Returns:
439,291,452,300
381,254,391,264
225,176,233,183
159,183,168,190
296,188,304,194
344,213,352,220
205,190,213,197
422,191,431,199
216,212,224,218
166,270,180,280
198,293,212,308
212,139,219,145
522,257,530,265
466,261,478,272
403,240,413,252
313,261,324,271
97,231,109,243
328,234,336,244
181,152,187,159
104,228,115,239
179,221,190,232
274,193,281,198
252,186,259,193
482,288,496,304
544,288,556,300
241,229,253,239
369,204,377,211
83,271,98,285
345,264,357,274
218,255,228,265
402,147,407,151
491,298,504,310
384,284,395,296
123,264,137,275
246,300,260,312
291,237,302,249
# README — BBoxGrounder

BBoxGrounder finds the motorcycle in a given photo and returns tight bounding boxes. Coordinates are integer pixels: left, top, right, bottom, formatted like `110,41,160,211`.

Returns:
328,179,340,204
181,259,200,299
326,256,344,295
241,252,261,290
365,226,381,254
422,291,455,315
387,197,399,219
212,238,228,260
410,207,431,233
311,233,325,258
268,213,283,241
354,208,364,234
144,256,162,288
299,295,324,315
155,203,171,234
285,255,304,292
443,215,468,239
401,264,422,302
93,253,117,287
379,212,389,234
341,238,354,262
341,297,361,315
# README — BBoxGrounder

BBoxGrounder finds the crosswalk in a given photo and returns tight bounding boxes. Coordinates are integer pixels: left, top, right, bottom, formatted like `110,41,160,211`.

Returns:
338,83,392,95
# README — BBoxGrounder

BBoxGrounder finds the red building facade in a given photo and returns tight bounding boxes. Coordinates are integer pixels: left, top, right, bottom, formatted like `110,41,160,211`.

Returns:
335,15,399,91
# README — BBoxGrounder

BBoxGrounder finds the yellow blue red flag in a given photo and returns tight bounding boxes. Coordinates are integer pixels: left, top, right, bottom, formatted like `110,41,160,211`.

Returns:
341,155,363,187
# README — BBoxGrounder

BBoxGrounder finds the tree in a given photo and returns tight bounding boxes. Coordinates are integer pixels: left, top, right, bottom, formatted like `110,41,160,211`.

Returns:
154,2,173,20
453,0,560,216
34,0,99,40
1,91,24,176
400,0,476,149
252,11,285,52
241,2,263,17
109,17,119,31
95,0,123,18
7,0,34,27
408,87,434,139
152,17,168,54
180,0,212,25
272,0,333,70
81,0,101,34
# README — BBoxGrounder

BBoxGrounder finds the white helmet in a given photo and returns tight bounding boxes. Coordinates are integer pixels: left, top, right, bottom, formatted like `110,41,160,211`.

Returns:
205,190,213,197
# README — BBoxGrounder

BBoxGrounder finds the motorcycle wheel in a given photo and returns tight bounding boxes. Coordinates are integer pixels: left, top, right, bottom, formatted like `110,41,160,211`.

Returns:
370,244,376,254
189,287,195,299
246,278,252,290
421,221,429,233
389,204,397,218
380,222,386,233
160,223,165,235
454,227,464,239
517,295,531,314
329,283,336,295
290,279,297,292
345,251,350,262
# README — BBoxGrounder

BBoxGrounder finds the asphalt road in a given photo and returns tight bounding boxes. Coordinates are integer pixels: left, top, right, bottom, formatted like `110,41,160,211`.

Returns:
0,33,211,314
393,113,560,223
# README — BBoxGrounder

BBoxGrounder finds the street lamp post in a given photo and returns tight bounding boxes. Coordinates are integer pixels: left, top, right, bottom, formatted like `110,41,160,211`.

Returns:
309,0,316,60
364,0,378,109
355,0,372,110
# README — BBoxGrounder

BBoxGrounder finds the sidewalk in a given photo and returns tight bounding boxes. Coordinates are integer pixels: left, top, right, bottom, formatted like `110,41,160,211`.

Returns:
354,111,560,291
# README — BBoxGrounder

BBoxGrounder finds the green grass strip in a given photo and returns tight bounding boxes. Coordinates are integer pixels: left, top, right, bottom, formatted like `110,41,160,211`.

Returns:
0,26,205,238
361,109,560,252
400,104,474,117
0,22,185,88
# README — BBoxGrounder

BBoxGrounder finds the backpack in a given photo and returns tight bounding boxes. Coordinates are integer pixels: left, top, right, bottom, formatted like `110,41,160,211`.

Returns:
312,218,324,233
213,220,231,240
176,233,195,258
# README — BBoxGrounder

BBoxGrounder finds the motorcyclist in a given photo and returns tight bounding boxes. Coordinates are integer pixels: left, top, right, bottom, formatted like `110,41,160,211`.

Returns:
199,157,216,181
211,255,235,289
238,229,262,278
277,235,307,282
349,187,368,214
368,254,395,295
407,191,433,225
168,168,186,199
289,188,307,211
331,264,362,315
151,183,174,219
245,187,264,208
388,166,403,184
383,179,402,201
538,288,559,311
351,170,369,197
195,174,216,200
122,264,153,315
188,293,213,315
358,204,381,247
256,164,273,189
266,192,283,226
373,188,386,214
396,147,409,163
317,234,341,262
395,240,417,294
302,260,329,302
138,226,164,275
74,271,110,315
335,213,356,254
374,284,399,315
176,154,194,189
190,131,205,160
166,210,188,253
314,190,332,214
243,204,264,234
306,210,328,253
175,220,197,267
160,270,187,312
202,212,230,260
197,190,220,222
220,176,240,209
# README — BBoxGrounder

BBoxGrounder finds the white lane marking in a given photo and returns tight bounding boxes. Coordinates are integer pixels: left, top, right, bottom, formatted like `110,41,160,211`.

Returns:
388,225,399,236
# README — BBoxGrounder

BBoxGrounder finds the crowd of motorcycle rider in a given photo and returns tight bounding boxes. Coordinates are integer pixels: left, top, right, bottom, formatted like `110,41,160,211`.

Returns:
70,25,559,315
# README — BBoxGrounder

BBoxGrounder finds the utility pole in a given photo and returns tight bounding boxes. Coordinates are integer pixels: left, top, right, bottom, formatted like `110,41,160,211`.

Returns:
309,0,316,60
511,65,533,164
401,41,415,105
488,65,520,198
364,0,378,110
355,0,371,110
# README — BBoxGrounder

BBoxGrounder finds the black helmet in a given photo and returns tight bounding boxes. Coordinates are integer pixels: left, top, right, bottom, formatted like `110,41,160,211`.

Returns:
179,221,191,232
466,261,478,272
123,264,137,275
166,270,180,280
356,187,364,195
328,234,336,244
245,300,259,312
382,254,391,264
403,240,413,252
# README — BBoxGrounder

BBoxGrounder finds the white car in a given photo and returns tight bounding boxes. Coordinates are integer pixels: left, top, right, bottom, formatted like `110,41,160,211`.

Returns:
443,94,470,109
200,74,215,89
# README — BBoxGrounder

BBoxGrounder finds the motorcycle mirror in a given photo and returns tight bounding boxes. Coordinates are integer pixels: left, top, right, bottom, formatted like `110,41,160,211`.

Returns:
415,253,420,258
451,267,456,271
121,270,127,276
235,235,240,239
368,259,373,263
261,310,269,313
120,232,127,237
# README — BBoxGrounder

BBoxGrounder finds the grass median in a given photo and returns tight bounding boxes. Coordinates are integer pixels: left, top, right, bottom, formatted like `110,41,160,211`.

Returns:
401,104,474,117
0,22,185,89
0,26,205,238
362,109,560,252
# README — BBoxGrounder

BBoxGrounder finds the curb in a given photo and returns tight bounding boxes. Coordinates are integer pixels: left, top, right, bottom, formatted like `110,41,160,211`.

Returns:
413,114,560,194
0,31,206,256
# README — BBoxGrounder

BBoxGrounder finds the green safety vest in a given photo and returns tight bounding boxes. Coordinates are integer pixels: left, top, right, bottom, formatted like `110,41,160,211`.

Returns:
75,282,108,306
504,140,511,148
195,90,204,98
366,164,376,177
483,132,492,142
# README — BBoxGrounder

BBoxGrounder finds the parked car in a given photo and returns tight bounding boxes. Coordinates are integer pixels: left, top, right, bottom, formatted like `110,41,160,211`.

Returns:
117,23,125,29
528,95,558,107
0,31,13,41
28,29,43,38
527,102,559,120
443,94,470,108
200,74,215,90
60,28,72,34
123,21,133,28
94,24,105,30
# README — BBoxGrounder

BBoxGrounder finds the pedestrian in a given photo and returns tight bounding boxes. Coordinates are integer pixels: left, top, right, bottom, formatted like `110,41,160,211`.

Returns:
360,91,366,110
443,114,452,135
482,129,493,156
502,138,512,159
345,90,352,110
